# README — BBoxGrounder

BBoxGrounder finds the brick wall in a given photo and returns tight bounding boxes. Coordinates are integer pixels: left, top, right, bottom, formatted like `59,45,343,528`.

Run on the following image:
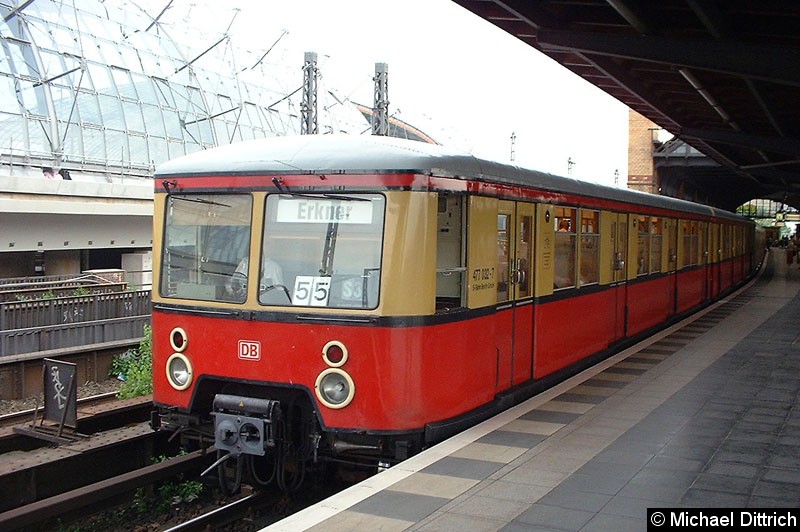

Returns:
627,110,658,194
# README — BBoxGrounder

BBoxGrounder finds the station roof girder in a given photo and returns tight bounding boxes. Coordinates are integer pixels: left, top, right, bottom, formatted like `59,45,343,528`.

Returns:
453,0,800,211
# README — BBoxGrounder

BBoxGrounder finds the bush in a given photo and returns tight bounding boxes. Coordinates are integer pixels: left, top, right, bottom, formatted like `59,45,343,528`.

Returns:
112,325,153,399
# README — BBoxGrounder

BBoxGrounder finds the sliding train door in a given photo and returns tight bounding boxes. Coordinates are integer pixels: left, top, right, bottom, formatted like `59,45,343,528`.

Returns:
495,200,535,392
611,212,628,340
666,218,679,315
512,203,535,385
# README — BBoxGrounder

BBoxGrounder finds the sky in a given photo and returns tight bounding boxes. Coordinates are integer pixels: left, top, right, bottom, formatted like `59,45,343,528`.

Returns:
191,0,631,186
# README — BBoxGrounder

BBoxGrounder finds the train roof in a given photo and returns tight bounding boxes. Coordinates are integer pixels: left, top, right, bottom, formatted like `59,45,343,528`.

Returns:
155,134,745,222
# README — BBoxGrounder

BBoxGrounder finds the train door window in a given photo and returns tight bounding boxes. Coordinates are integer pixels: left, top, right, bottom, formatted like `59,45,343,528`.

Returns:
721,225,731,259
436,194,466,311
579,209,599,286
261,193,385,309
497,212,511,301
516,208,534,298
554,206,576,289
649,217,662,273
637,215,650,276
683,221,699,267
667,219,678,271
611,213,628,282
161,194,253,302
699,222,707,264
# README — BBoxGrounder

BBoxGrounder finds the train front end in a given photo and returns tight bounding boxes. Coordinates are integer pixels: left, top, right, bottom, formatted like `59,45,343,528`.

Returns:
150,157,447,489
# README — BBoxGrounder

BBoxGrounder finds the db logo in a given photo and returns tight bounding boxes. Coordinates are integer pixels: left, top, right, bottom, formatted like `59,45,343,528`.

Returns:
238,340,261,361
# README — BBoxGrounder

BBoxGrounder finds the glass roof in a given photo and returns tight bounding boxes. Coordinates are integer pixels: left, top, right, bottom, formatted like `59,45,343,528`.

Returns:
0,0,370,178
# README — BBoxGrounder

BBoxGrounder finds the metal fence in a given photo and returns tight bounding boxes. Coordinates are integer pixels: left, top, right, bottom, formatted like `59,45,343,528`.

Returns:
0,290,151,357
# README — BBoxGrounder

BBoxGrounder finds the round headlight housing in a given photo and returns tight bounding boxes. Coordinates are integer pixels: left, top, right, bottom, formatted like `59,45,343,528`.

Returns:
322,340,348,367
315,368,355,409
169,327,188,352
166,352,193,390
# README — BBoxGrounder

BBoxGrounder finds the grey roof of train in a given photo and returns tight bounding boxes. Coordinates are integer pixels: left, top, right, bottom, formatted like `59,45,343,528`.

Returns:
155,134,743,221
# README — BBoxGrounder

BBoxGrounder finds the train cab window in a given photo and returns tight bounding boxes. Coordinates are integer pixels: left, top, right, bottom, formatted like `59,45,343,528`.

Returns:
554,207,576,289
683,220,699,267
649,217,662,273
260,193,385,309
579,210,599,286
637,216,650,276
436,195,466,311
160,194,253,302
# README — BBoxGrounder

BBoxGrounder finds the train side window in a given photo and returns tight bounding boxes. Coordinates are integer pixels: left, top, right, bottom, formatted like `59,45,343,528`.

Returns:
579,209,599,285
554,206,576,289
436,194,466,311
637,215,650,275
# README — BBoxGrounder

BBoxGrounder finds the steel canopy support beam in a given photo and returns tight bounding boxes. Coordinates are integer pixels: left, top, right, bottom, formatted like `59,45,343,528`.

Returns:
536,29,800,86
680,127,800,158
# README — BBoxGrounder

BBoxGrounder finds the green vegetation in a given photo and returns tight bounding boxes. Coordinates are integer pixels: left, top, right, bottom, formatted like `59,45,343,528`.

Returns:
110,324,153,399
72,286,90,296
133,453,205,513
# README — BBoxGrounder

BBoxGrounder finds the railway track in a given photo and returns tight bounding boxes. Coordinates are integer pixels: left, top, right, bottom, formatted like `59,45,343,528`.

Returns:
0,391,120,428
0,393,352,530
0,445,218,530
0,393,153,454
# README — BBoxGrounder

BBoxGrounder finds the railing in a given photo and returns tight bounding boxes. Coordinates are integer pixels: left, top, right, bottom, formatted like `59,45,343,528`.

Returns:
0,290,151,357
0,272,121,288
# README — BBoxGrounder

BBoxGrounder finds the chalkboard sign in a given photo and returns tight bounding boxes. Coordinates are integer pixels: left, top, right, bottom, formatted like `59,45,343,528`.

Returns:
43,358,77,428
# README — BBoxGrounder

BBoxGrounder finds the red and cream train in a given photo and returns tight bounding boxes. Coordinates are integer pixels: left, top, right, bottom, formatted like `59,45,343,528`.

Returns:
151,134,763,490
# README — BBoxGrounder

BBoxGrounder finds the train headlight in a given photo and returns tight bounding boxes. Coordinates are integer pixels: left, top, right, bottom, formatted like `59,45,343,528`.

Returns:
170,327,188,352
322,340,348,367
315,368,355,409
166,353,193,390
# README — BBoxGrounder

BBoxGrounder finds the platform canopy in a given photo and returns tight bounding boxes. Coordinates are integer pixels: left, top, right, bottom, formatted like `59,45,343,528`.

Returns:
453,1,800,211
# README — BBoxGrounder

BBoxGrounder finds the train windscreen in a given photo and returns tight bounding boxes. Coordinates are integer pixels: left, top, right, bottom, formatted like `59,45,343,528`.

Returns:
160,194,253,303
260,194,385,309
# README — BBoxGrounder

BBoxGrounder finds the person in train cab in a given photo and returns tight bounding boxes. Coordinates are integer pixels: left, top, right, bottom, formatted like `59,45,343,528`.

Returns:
226,256,284,298
41,166,58,179
557,219,570,232
58,168,72,180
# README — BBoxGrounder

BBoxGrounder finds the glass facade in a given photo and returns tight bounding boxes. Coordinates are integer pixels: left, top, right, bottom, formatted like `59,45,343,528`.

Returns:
0,1,368,177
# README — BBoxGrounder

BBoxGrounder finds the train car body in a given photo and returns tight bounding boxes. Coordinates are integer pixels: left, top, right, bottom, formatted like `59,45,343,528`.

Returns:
151,135,763,489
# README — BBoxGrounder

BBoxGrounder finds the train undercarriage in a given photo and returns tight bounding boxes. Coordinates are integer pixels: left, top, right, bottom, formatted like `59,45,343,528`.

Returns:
153,382,423,494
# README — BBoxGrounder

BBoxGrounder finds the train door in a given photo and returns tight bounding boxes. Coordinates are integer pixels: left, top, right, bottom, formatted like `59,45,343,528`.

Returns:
610,213,628,340
495,200,535,392
697,222,709,301
666,218,679,314
513,203,535,385
496,201,514,392
710,223,721,297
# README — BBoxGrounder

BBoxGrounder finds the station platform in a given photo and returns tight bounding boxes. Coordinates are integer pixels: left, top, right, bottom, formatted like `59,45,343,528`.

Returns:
267,249,799,532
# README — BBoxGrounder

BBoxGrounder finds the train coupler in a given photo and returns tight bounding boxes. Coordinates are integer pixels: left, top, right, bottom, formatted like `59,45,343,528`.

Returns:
212,394,281,457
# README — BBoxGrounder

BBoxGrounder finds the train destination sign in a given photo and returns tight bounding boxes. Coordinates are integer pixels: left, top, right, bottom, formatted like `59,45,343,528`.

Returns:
277,198,373,224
